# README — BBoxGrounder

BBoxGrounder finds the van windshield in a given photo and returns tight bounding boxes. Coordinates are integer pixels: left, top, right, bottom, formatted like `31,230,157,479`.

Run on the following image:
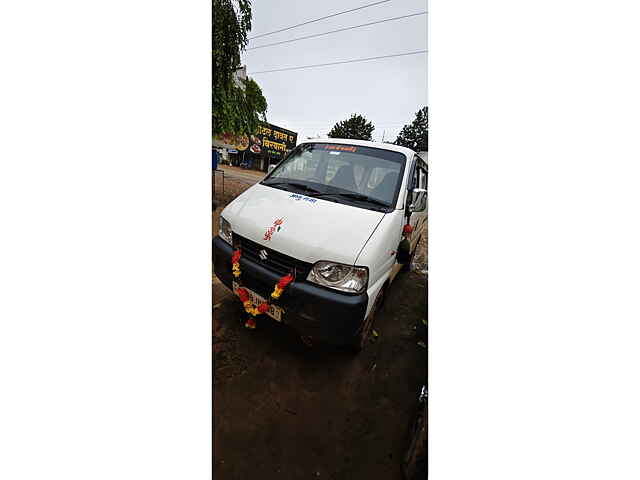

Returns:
261,143,406,212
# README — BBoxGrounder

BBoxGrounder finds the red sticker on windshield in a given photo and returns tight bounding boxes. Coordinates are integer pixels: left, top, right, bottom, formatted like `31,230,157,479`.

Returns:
324,145,358,153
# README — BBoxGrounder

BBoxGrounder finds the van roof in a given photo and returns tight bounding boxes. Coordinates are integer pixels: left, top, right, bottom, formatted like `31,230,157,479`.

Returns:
297,138,417,158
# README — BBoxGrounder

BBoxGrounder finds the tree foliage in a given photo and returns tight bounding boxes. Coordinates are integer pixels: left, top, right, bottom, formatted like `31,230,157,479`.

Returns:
213,0,267,136
394,107,428,151
328,114,375,141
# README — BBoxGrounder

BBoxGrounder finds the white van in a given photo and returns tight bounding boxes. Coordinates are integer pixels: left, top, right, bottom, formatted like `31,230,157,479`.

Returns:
213,139,427,352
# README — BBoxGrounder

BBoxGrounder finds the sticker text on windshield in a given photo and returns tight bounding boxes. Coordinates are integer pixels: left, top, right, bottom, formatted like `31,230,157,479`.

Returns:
324,145,358,153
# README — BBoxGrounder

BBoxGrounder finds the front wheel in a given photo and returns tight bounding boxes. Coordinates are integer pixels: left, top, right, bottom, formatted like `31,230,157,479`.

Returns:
347,286,384,353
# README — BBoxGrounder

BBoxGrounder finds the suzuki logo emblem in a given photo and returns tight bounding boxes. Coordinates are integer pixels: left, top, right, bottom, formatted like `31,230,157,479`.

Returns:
259,249,268,261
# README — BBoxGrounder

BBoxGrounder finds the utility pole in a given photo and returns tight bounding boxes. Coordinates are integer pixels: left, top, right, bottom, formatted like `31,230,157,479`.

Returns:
382,130,386,142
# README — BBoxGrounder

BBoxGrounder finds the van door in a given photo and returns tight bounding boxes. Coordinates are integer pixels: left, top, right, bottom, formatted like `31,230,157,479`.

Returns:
406,156,428,251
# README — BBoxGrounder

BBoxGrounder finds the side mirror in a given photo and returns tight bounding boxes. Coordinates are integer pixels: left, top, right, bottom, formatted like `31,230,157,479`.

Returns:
409,188,427,212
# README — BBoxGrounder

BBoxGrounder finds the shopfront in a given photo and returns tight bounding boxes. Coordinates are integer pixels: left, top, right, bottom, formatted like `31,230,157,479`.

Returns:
247,122,298,172
212,122,298,172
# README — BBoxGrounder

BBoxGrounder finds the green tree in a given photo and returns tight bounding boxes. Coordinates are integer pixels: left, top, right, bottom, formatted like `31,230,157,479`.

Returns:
213,0,267,136
394,107,428,151
328,114,375,141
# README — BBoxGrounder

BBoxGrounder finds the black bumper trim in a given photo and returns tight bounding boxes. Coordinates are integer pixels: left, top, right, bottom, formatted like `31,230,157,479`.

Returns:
213,236,368,345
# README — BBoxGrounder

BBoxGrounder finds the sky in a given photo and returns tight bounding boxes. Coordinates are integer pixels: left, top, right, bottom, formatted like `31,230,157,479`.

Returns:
241,0,428,144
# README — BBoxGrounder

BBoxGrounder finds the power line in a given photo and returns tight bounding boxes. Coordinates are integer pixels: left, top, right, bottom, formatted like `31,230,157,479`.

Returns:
247,11,427,51
249,50,427,75
247,0,391,41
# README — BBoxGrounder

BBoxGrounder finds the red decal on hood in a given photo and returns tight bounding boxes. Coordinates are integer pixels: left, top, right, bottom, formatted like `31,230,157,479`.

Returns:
264,218,284,241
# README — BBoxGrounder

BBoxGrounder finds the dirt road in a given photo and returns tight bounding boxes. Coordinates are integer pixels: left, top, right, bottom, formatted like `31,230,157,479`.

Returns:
218,165,266,185
213,267,426,480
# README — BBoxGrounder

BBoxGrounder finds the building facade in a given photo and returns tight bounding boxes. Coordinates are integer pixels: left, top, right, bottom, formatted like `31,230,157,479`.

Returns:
213,121,298,172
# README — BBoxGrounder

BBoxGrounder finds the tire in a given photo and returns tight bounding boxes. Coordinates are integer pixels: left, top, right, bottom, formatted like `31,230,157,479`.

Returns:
347,286,385,353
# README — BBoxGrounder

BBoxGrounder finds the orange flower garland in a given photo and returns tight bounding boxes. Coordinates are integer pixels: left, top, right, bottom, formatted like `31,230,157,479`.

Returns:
231,249,294,328
231,250,242,278
236,286,261,317
271,273,294,300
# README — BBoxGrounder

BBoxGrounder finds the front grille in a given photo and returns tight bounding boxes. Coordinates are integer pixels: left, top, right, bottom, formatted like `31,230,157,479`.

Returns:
233,234,313,280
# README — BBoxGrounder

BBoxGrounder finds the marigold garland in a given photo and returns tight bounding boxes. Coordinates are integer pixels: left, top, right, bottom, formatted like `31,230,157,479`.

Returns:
271,273,294,300
236,286,263,316
231,250,242,278
231,249,294,327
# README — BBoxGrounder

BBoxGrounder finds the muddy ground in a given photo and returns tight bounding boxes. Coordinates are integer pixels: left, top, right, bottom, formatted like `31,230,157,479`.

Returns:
213,272,426,479
213,175,427,479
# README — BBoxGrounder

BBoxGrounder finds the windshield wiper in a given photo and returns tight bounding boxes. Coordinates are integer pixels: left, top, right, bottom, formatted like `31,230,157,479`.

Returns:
262,181,321,194
310,192,390,208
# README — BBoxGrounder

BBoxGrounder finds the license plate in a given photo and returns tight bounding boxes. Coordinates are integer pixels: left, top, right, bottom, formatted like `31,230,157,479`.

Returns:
232,282,283,322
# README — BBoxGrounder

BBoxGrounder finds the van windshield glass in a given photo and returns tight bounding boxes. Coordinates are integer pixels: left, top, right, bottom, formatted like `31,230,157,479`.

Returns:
262,143,406,210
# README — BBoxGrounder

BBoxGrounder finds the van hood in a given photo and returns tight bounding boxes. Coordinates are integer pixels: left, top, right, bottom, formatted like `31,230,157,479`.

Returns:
222,184,385,265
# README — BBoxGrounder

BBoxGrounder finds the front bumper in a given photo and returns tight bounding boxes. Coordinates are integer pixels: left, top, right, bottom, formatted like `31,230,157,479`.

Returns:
213,236,368,346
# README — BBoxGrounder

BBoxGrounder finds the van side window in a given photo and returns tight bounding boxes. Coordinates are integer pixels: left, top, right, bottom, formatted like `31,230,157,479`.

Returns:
418,164,427,190
411,159,420,190
408,157,428,209
413,160,428,209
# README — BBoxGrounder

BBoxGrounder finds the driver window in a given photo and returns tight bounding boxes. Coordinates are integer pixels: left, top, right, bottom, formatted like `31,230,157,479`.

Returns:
418,165,427,190
407,159,421,209
411,161,419,190
412,160,427,210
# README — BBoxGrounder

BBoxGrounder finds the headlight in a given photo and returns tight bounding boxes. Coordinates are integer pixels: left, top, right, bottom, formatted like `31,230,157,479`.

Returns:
306,261,368,294
219,216,232,245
